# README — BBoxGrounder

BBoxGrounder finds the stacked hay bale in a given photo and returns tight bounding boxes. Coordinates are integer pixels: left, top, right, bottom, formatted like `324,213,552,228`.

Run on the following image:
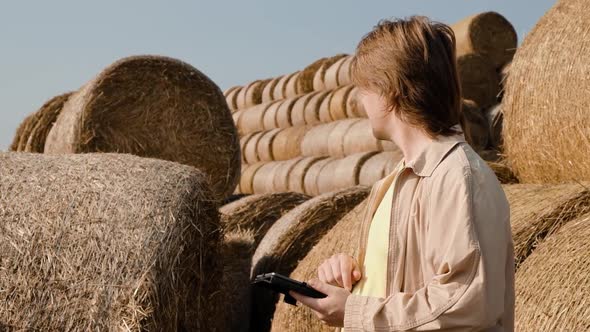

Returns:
249,186,369,332
502,0,590,183
9,55,241,201
224,12,518,195
0,152,223,331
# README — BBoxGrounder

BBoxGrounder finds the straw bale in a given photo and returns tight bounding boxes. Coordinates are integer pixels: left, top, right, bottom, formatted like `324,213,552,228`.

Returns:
460,99,489,151
250,186,369,332
312,54,348,91
502,0,590,183
359,151,404,186
298,58,327,94
300,121,339,158
317,151,378,194
337,56,354,87
220,192,309,246
288,156,328,194
240,162,266,195
484,104,503,150
0,152,222,331
225,86,241,112
262,100,283,131
257,128,282,162
270,158,305,192
252,162,282,194
457,54,500,108
488,160,519,184
237,103,269,135
276,97,297,128
285,72,301,98
262,77,282,103
44,55,240,201
324,57,347,90
343,119,381,155
329,85,354,121
451,12,517,69
271,199,369,332
236,84,250,110
303,157,336,196
243,131,264,164
304,90,331,125
515,213,590,331
245,79,270,108
273,73,297,100
502,182,590,268
318,91,334,123
328,118,363,158
22,92,73,153
345,86,367,118
271,125,309,161
291,92,318,126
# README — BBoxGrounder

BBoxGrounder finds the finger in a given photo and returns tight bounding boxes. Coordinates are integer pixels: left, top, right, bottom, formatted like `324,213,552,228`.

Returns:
352,259,362,281
329,257,343,287
289,291,321,311
322,262,336,285
308,278,338,296
340,256,353,291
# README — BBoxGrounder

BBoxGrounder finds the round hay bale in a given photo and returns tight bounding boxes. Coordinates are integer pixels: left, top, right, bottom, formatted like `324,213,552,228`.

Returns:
460,99,490,151
323,56,348,90
243,131,264,164
262,77,281,103
502,182,590,268
220,192,309,247
285,72,301,98
240,132,257,163
252,162,281,194
221,229,256,332
318,91,334,123
262,100,283,131
236,84,250,110
298,57,327,94
44,55,240,201
238,103,269,136
12,111,43,152
276,97,297,128
291,92,318,126
271,158,305,192
0,152,222,331
288,156,328,194
451,12,517,69
487,160,518,184
245,79,270,108
271,199,369,332
257,128,282,162
336,56,354,86
303,90,331,125
272,73,293,100
329,85,354,121
224,85,239,97
328,119,363,157
312,54,348,91
225,86,241,112
240,162,266,194
24,92,73,153
457,53,500,108
303,157,336,196
502,0,590,183
485,104,503,150
346,86,368,118
343,119,381,155
300,121,339,158
9,114,31,151
271,125,309,161
317,151,378,194
232,108,244,126
514,213,590,331
359,150,404,186
250,186,370,332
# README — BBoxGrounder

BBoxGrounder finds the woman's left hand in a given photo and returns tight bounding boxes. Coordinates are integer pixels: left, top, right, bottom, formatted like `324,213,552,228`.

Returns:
289,278,351,327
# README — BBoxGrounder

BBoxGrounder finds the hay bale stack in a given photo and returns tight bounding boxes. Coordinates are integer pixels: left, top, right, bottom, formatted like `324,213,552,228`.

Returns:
16,92,72,153
252,162,281,194
240,162,266,194
359,151,404,186
250,186,370,332
485,104,503,150
460,99,489,151
257,128,282,162
301,121,339,157
262,100,283,130
457,53,500,108
243,131,264,164
514,213,590,331
324,56,348,90
304,90,331,125
298,58,327,94
502,182,590,268
224,86,241,112
288,156,328,194
0,152,222,331
220,192,309,246
346,87,367,118
303,157,336,196
487,160,519,184
285,72,301,98
312,54,348,91
10,111,43,152
502,0,590,183
329,85,354,121
273,73,298,100
317,151,378,194
451,12,517,69
262,77,282,103
327,119,363,157
337,56,354,86
343,119,382,155
245,79,270,108
271,199,369,332
238,102,270,135
291,92,318,126
44,55,240,201
220,230,257,332
271,125,309,161
276,97,297,128
318,91,334,123
270,158,306,192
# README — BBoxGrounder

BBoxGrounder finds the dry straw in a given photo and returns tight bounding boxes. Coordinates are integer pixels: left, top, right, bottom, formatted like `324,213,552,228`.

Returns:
312,54,348,91
303,90,331,125
329,85,354,121
456,53,500,108
359,151,403,186
271,199,369,332
514,213,590,331
250,186,369,332
239,162,266,194
271,125,309,161
291,92,319,126
10,112,42,152
502,182,590,268
323,56,348,90
220,192,309,246
316,151,378,194
238,102,271,135
451,12,517,69
288,156,328,194
44,55,240,201
502,0,590,183
298,58,328,93
0,152,222,331
262,76,282,103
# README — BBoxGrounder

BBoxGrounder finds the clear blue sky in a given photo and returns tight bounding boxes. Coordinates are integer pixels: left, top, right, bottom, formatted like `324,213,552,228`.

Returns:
0,0,556,150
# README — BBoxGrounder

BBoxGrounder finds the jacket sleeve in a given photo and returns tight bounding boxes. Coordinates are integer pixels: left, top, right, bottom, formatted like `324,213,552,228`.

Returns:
343,166,494,331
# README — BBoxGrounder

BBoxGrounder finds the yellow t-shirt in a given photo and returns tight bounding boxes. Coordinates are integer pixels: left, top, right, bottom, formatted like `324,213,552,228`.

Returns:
351,167,400,298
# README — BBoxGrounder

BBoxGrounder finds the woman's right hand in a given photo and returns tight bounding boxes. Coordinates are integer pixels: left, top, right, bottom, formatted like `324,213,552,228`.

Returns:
317,253,362,292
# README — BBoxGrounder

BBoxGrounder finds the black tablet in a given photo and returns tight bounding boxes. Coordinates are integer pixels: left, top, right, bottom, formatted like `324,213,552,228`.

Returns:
252,272,327,305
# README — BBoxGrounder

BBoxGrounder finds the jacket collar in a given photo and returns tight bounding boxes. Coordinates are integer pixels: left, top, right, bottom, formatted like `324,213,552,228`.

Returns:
403,133,466,177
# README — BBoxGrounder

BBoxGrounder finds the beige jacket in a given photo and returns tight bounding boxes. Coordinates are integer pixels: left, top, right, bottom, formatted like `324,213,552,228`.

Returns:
342,135,514,331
